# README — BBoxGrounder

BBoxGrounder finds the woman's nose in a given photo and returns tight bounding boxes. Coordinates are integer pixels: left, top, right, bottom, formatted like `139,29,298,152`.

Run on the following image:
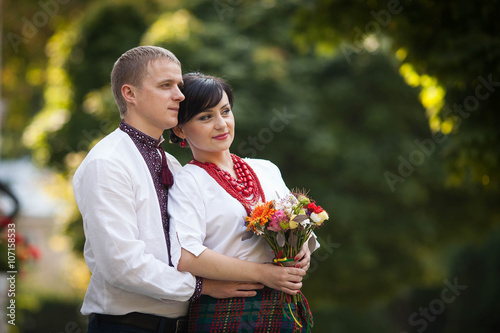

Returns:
214,114,226,129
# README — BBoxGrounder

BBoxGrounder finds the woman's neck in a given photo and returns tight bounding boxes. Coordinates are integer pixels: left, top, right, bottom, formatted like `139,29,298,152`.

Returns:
192,150,235,176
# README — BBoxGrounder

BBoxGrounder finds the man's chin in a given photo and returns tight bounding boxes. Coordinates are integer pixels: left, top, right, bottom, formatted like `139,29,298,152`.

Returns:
164,119,178,131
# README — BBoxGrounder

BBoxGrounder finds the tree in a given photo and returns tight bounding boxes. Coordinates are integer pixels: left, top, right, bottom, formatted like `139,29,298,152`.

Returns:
1,0,90,158
292,0,500,189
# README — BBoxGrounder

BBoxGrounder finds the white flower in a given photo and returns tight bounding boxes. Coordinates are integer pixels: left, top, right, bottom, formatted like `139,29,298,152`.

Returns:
300,218,311,228
310,211,329,225
253,223,265,235
310,212,321,223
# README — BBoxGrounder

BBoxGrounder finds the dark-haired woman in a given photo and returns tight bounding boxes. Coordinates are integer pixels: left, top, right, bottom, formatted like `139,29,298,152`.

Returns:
168,73,318,332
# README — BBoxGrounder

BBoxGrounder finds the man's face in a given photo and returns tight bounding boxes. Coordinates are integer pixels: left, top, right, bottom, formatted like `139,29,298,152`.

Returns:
128,59,185,138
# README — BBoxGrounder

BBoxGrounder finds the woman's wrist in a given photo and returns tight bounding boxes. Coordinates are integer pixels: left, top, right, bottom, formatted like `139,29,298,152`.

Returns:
254,262,274,285
254,262,267,283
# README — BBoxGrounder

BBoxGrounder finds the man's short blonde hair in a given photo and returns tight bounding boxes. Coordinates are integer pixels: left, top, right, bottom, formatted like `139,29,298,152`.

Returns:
111,46,181,117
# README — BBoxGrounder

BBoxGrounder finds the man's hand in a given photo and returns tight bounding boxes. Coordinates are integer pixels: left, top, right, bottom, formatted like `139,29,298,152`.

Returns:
201,279,264,299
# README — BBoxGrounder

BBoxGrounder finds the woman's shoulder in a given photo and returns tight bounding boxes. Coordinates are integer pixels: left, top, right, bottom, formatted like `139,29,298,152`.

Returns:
243,157,276,166
169,164,209,197
243,157,281,175
175,163,206,179
175,162,222,185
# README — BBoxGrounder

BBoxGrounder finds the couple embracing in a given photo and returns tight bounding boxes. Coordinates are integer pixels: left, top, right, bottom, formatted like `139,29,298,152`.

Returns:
73,46,320,333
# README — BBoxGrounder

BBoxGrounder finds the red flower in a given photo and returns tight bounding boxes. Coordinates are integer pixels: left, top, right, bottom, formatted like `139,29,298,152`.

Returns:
307,202,324,214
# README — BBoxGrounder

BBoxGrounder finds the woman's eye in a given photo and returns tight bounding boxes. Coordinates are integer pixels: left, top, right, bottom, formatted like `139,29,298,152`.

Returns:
222,108,231,115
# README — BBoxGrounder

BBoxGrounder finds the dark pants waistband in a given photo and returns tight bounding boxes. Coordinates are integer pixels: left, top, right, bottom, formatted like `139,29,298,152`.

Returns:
90,312,187,333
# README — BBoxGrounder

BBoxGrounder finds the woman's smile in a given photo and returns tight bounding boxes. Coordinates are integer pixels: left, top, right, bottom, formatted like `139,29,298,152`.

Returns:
213,133,229,140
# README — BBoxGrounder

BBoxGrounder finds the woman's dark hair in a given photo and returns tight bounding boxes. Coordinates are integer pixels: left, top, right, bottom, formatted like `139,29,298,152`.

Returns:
170,72,234,144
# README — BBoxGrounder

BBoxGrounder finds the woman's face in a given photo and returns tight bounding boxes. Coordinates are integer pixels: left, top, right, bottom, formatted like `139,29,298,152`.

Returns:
175,91,235,161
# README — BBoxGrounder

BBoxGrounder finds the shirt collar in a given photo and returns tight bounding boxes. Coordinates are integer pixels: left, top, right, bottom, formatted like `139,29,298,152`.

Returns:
119,120,165,148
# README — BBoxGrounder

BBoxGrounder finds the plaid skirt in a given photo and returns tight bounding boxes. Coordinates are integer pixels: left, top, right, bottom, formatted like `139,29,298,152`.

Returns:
187,288,313,333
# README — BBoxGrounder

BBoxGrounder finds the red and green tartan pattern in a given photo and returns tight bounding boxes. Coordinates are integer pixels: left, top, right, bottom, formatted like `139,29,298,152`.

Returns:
188,288,311,332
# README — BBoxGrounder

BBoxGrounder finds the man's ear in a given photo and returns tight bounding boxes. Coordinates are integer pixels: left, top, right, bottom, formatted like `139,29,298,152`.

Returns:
172,125,187,139
121,84,136,104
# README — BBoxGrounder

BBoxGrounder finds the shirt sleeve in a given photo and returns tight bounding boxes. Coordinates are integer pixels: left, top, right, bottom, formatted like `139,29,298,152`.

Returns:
74,157,196,302
261,159,291,199
168,169,208,258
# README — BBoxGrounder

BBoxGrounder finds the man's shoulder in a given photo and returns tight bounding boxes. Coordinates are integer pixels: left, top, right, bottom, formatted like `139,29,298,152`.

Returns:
87,128,129,155
81,128,140,164
74,129,133,177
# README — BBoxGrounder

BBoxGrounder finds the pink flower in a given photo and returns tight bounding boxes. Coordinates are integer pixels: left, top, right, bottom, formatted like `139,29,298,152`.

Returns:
269,210,287,232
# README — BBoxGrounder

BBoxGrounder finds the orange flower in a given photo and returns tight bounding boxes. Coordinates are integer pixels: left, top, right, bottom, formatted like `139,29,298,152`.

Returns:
245,201,276,232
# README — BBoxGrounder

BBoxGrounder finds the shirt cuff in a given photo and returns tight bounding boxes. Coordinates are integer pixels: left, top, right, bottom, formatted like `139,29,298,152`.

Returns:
308,233,320,253
189,276,203,302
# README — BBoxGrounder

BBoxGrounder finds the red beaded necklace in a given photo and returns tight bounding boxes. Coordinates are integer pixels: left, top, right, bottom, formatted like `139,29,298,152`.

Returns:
189,154,266,215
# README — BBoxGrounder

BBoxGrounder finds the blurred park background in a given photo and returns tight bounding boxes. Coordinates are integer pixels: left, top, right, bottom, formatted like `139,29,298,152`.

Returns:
1,0,499,332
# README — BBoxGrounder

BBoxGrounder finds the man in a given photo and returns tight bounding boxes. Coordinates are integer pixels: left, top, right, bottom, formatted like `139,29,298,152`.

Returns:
73,46,263,333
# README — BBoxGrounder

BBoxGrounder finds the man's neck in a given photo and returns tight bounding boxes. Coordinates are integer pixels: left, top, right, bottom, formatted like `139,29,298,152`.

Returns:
123,115,163,140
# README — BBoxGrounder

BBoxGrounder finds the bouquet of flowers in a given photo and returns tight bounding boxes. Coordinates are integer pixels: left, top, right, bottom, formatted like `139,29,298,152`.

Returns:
245,190,329,331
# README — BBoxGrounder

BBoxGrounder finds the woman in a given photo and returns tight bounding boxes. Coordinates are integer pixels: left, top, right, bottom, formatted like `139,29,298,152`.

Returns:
168,73,318,332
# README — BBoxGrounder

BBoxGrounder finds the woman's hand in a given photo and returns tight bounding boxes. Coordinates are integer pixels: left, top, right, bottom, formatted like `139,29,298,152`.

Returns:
294,241,312,272
258,264,305,295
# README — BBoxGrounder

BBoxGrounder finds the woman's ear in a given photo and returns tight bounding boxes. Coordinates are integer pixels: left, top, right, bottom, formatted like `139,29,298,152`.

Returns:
172,125,187,139
121,84,136,104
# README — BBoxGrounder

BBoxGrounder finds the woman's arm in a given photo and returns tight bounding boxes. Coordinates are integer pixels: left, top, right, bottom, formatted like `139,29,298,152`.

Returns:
178,248,305,295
